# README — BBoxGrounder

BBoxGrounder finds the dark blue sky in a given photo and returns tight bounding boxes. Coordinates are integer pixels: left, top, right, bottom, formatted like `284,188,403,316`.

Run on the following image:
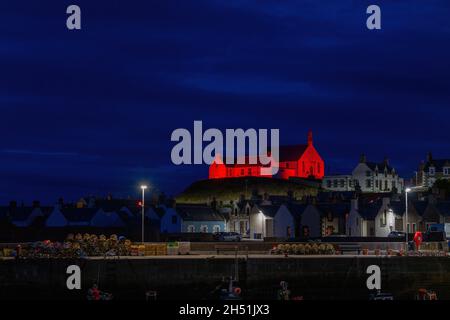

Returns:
1,1,450,204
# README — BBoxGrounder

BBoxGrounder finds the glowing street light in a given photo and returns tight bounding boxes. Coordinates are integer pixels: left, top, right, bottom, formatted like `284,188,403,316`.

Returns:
140,185,148,243
405,188,411,253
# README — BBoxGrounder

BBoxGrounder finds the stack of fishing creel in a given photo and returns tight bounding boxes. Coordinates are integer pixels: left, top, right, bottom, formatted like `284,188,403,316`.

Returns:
272,243,336,255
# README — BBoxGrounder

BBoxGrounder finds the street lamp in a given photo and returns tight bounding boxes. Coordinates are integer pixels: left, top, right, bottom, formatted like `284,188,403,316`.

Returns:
405,188,411,253
140,185,148,243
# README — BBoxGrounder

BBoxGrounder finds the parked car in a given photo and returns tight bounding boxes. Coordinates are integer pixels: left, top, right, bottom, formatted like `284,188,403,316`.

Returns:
388,231,406,238
213,232,242,242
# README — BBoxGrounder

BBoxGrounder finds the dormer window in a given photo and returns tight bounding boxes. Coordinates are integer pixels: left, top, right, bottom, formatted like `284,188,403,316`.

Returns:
444,167,450,176
429,167,435,176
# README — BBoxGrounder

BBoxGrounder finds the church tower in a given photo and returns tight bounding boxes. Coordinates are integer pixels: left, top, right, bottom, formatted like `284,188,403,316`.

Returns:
307,130,313,146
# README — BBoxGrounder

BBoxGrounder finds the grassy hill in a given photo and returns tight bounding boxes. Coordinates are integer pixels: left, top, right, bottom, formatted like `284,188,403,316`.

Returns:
176,177,319,204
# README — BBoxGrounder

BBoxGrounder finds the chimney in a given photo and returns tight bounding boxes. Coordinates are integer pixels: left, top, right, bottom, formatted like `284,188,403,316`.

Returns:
427,152,433,162
383,157,389,166
32,200,40,208
360,154,367,163
307,130,313,146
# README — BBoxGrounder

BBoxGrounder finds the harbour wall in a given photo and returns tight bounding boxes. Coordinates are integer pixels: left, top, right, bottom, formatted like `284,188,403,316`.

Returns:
0,256,449,300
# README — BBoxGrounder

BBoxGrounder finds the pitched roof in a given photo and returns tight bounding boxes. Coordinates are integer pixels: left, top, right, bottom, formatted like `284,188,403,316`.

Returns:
217,144,309,167
279,144,308,162
7,207,37,222
424,159,450,171
358,199,383,220
388,201,405,216
412,201,428,217
91,210,125,228
257,205,281,218
61,208,98,223
316,203,350,217
365,162,394,173
286,203,308,219
176,205,225,221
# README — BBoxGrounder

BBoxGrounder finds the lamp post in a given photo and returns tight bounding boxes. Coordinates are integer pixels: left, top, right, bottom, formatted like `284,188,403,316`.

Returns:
405,188,411,253
141,185,148,243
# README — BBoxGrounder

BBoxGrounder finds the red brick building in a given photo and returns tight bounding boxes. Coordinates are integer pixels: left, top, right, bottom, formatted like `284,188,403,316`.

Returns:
209,131,325,180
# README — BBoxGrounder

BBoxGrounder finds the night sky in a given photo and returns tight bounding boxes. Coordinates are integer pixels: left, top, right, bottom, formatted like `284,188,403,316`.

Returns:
1,1,450,204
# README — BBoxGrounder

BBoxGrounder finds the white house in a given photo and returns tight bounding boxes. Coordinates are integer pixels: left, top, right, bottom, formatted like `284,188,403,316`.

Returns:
323,155,404,194
249,204,295,239
347,198,396,237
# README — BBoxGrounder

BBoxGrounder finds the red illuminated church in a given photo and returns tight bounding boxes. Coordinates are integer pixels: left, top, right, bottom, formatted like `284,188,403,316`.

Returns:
209,131,325,180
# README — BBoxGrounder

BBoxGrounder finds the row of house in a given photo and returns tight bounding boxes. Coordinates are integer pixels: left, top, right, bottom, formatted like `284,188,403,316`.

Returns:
1,192,450,241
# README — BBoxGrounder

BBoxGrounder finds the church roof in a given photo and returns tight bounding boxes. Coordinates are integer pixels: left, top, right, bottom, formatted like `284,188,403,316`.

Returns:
279,144,308,162
217,144,310,167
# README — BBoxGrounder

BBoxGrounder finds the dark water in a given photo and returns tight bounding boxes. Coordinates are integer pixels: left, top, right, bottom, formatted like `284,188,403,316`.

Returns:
1,257,449,301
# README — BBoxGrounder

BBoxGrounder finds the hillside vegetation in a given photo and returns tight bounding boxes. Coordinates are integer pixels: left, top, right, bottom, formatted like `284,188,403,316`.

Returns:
176,177,319,204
